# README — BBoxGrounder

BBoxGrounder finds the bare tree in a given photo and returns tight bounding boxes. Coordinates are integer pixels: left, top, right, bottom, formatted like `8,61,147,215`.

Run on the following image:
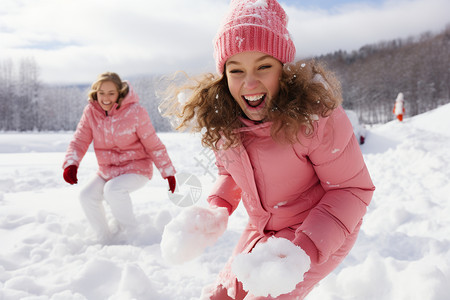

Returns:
318,26,450,124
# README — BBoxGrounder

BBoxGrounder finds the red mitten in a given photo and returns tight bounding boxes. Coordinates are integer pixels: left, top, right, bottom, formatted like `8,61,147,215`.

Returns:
63,165,78,185
166,175,176,193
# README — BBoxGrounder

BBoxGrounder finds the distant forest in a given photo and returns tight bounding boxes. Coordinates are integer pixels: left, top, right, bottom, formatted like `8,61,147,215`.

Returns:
317,26,450,124
1,26,449,131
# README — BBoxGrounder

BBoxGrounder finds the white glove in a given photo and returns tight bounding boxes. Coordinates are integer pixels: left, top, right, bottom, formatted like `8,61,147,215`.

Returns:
231,237,311,298
160,206,229,264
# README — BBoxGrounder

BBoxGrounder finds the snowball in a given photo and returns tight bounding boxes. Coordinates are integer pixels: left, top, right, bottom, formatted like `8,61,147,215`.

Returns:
231,237,311,298
160,206,228,264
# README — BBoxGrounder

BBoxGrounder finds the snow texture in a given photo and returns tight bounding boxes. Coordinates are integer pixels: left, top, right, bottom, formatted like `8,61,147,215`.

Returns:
1,104,450,299
160,206,229,265
247,0,268,10
232,237,311,297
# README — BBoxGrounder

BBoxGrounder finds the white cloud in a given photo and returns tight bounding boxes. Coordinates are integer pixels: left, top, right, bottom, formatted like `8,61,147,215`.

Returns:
286,0,450,57
0,0,448,84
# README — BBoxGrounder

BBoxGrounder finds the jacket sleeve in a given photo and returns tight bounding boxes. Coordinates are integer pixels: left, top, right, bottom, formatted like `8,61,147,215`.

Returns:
207,150,242,215
294,106,375,264
136,106,176,178
62,106,93,169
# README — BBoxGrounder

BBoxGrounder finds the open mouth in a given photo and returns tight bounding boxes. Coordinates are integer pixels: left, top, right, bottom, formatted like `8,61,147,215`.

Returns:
243,94,266,109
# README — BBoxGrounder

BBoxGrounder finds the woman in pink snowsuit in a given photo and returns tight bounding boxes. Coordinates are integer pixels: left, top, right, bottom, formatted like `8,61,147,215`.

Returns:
160,0,374,299
63,72,176,242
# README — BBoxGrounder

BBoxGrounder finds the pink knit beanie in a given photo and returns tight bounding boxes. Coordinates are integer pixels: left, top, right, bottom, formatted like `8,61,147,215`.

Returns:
213,0,296,74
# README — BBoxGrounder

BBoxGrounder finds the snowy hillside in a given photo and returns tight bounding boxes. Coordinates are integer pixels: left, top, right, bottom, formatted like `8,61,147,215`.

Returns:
1,104,450,300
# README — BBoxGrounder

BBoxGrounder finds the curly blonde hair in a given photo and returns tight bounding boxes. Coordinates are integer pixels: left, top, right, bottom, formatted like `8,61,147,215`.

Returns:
160,60,342,150
88,72,130,109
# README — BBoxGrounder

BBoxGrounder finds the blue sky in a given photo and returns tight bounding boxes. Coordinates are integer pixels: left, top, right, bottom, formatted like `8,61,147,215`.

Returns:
1,0,448,84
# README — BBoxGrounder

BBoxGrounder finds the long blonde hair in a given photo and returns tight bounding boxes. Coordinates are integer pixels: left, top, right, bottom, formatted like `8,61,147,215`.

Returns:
88,72,129,109
160,60,342,150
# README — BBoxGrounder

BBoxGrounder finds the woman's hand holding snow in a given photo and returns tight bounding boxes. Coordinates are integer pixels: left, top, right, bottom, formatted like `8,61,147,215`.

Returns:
160,206,229,264
231,237,311,298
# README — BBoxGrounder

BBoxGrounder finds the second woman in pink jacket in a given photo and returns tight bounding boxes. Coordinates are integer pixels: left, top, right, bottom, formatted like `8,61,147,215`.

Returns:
63,72,176,243
160,0,375,299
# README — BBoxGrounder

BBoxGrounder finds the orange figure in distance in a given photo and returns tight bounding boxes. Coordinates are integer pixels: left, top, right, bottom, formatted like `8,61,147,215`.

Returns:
393,92,405,121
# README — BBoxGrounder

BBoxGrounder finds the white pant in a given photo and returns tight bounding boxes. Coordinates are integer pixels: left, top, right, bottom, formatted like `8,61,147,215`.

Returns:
79,173,148,239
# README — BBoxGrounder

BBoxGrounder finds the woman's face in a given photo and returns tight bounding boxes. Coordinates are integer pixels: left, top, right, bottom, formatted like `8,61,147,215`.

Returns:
97,81,119,112
225,51,282,122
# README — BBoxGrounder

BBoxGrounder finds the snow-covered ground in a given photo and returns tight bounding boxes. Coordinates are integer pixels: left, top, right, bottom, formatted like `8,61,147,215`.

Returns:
1,104,450,300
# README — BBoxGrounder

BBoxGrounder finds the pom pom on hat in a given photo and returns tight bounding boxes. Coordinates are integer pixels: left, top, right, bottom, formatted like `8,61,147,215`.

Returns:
213,0,296,74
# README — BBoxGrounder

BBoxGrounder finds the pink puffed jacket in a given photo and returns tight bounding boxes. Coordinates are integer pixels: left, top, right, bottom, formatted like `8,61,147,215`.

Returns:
207,106,375,299
63,83,175,181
